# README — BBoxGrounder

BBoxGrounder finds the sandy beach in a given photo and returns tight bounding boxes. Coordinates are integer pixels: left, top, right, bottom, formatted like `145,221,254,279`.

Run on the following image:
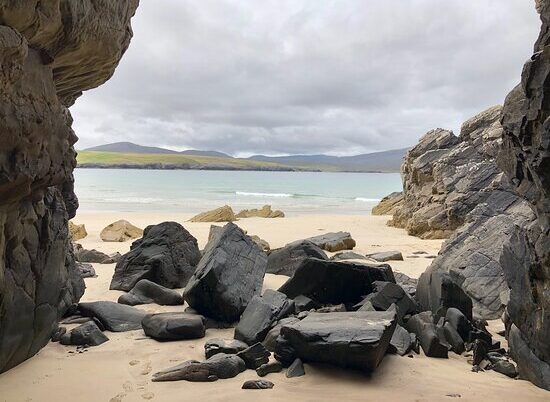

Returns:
0,213,547,402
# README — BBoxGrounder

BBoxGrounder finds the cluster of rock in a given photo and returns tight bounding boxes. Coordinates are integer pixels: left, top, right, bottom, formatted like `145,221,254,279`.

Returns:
0,0,139,373
189,205,285,222
371,1,550,390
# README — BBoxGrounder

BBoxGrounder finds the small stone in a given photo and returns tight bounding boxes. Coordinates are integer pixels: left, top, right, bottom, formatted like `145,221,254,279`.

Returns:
256,361,283,377
242,380,274,389
286,358,305,378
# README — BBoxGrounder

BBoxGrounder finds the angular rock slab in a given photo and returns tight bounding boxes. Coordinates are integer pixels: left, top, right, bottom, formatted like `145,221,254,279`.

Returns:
60,321,109,347
267,240,328,276
152,353,246,382
356,281,418,323
78,301,147,332
234,289,294,345
118,279,184,306
205,338,248,359
280,310,397,372
110,221,201,291
279,258,395,306
185,223,267,322
189,205,236,223
406,312,448,358
367,250,404,262
142,313,205,341
416,270,473,320
305,231,356,252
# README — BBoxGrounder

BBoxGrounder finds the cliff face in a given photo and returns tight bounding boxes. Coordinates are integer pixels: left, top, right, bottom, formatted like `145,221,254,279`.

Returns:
498,0,550,389
388,106,517,240
0,0,139,373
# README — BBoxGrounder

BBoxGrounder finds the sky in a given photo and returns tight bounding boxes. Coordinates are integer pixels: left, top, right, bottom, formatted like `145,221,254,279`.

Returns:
71,0,540,157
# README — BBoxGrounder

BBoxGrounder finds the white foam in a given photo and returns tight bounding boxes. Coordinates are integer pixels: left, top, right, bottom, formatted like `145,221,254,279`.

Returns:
354,197,380,202
236,191,293,198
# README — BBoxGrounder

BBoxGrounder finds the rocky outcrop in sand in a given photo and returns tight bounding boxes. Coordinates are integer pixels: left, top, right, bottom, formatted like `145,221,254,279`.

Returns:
100,219,143,242
371,192,403,215
497,0,550,389
236,205,285,218
0,1,139,373
69,221,88,241
189,205,236,222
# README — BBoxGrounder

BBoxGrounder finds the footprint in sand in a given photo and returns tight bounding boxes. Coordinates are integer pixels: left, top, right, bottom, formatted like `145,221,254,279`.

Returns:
129,360,140,366
109,393,126,402
141,393,154,400
122,381,134,392
140,361,152,376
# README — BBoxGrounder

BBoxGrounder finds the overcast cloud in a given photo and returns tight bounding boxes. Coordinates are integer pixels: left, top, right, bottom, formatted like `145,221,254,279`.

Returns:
71,0,540,156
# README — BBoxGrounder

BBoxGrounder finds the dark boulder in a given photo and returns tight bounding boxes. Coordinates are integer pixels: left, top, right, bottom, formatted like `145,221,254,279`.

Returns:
141,313,205,341
242,380,274,389
76,262,97,278
279,310,397,372
388,325,412,356
256,361,283,377
492,360,518,378
274,335,297,367
234,289,294,345
355,281,418,323
60,321,109,346
204,338,248,359
416,270,472,320
118,279,184,306
330,251,367,261
443,322,465,354
152,353,246,382
237,342,271,369
305,231,356,252
508,325,550,390
185,223,267,322
267,240,327,276
293,295,320,313
110,222,201,291
74,245,111,264
279,258,395,306
286,358,305,378
367,251,403,262
263,317,301,352
406,312,448,358
393,272,418,296
78,301,147,332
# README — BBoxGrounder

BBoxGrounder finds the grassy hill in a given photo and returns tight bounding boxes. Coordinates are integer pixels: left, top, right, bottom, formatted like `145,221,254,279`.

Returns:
76,151,310,171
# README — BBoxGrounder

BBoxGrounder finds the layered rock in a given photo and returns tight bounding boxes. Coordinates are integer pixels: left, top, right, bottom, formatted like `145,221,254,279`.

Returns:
236,205,284,218
498,0,550,389
386,106,513,239
0,0,139,373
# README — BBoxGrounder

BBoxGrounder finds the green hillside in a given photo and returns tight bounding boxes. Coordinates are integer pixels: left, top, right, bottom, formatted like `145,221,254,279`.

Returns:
76,151,311,171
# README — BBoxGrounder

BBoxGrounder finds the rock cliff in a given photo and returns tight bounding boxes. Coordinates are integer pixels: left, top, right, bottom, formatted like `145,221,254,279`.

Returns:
0,0,139,373
498,0,550,389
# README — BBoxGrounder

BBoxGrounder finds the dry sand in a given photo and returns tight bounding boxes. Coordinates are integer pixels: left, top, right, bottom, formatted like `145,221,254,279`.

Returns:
0,213,547,402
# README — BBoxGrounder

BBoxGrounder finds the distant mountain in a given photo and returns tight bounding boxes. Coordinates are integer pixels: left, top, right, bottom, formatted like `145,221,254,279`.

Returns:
83,142,233,158
80,142,407,172
84,142,179,154
248,148,408,172
179,149,232,158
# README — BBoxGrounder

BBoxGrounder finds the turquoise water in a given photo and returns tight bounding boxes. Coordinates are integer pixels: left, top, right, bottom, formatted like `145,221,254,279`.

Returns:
74,169,402,215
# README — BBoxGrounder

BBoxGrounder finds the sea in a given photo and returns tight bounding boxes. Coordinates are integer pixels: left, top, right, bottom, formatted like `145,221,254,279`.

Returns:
74,169,402,215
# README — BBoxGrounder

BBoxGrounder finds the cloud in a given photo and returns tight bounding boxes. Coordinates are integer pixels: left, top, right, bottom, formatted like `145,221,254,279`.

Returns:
71,0,540,156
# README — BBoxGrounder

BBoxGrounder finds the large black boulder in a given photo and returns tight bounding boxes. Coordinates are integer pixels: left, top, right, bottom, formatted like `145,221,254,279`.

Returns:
142,313,206,341
78,301,147,332
118,279,184,306
279,310,397,372
152,353,246,382
110,222,201,291
279,258,395,306
267,240,327,276
416,270,473,320
184,223,267,322
405,311,448,358
234,289,294,345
